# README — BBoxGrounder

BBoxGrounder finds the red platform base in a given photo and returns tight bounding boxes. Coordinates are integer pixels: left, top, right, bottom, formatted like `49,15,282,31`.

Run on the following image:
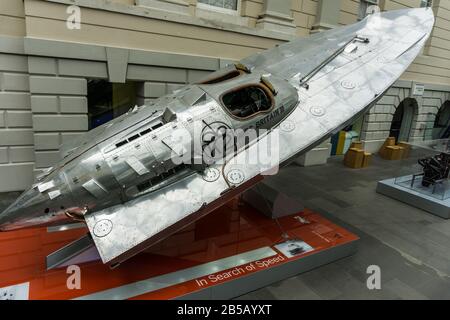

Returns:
0,201,359,300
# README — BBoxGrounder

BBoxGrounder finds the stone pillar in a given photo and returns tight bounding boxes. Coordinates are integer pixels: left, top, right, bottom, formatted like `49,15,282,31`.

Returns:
311,0,340,33
256,0,296,35
360,86,406,153
136,82,167,106
357,82,449,152
413,87,450,142
293,1,339,165
360,101,394,152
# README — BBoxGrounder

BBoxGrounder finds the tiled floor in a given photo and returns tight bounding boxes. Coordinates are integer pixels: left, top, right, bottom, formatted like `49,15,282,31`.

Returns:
1,153,450,299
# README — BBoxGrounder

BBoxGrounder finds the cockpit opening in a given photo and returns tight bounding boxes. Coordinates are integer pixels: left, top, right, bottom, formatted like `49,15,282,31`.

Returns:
221,85,273,119
199,70,243,85
198,63,251,85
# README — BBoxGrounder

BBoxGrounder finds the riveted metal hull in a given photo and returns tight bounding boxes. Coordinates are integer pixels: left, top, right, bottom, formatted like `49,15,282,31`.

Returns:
0,8,435,266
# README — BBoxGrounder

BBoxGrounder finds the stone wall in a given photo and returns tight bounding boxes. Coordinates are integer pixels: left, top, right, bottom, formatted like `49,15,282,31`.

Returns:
361,81,450,153
28,56,92,171
421,89,450,140
23,38,224,176
0,37,35,192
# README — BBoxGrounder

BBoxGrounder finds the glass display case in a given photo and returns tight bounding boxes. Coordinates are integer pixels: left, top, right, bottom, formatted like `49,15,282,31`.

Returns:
394,139,450,201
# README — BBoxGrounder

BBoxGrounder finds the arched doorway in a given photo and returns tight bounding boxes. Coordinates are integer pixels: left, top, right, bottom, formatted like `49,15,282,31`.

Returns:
389,98,418,143
433,101,450,139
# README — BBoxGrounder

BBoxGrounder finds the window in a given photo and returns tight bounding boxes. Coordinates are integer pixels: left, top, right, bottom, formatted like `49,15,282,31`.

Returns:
88,80,138,129
358,0,379,20
434,103,450,128
420,0,432,7
221,86,272,119
432,102,450,139
197,0,238,12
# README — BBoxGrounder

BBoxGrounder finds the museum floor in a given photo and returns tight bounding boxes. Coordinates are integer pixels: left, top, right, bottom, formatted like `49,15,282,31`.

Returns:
1,153,450,300
239,153,450,300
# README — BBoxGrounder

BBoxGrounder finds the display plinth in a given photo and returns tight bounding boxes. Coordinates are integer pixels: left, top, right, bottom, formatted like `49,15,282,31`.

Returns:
0,201,359,300
377,177,450,219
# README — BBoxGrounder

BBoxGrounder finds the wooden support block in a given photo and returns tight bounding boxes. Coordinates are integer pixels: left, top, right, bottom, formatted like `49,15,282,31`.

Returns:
385,146,404,160
379,137,397,159
344,148,365,168
386,137,396,146
398,142,410,159
392,146,404,160
384,146,395,160
362,152,372,168
350,141,363,149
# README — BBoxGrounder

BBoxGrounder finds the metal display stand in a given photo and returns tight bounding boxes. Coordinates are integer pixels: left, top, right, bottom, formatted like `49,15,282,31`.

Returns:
377,178,450,219
377,139,450,219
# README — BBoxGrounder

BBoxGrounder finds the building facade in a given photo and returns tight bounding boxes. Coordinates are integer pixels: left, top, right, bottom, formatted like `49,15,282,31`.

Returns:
0,0,449,192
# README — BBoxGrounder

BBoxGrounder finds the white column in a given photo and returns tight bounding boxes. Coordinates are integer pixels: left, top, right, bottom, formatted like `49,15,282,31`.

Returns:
311,0,340,33
256,0,296,35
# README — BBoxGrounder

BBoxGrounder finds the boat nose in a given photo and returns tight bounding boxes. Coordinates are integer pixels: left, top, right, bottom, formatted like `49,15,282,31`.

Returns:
0,186,47,231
